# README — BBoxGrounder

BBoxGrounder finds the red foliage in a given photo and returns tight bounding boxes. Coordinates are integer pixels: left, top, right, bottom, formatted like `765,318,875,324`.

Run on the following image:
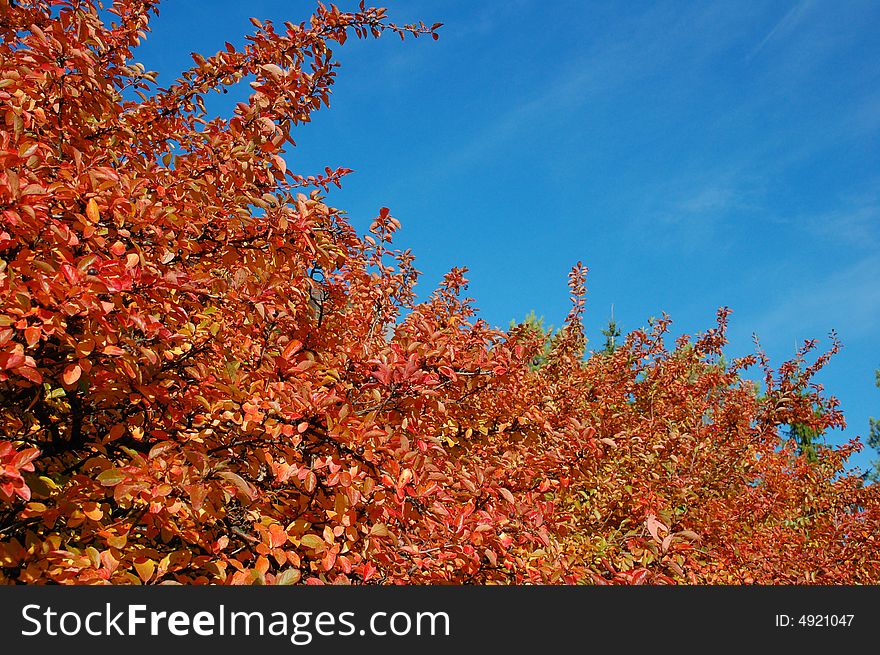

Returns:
1,0,877,585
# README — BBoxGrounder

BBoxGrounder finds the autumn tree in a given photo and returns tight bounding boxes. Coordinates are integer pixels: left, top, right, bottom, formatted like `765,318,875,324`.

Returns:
509,311,553,370
1,0,878,585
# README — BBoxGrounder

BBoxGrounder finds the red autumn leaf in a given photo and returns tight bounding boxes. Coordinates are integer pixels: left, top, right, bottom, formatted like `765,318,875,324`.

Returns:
646,514,667,544
268,523,289,548
499,487,516,505
218,471,257,501
61,264,79,285
15,366,43,384
12,448,40,470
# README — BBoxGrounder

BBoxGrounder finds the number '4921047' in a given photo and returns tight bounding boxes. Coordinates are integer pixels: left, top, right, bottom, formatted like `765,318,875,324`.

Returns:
798,615,854,627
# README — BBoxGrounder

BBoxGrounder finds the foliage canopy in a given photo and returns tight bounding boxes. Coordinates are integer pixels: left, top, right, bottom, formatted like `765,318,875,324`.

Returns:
1,0,878,584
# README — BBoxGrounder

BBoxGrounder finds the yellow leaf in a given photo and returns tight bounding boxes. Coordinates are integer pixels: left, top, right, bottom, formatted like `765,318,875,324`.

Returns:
275,568,301,585
97,468,126,486
106,533,127,549
300,534,325,550
134,559,155,583
24,475,58,499
369,523,390,538
260,63,284,79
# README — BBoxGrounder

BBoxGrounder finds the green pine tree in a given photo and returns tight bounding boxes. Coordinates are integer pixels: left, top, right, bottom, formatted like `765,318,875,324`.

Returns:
787,418,822,463
866,368,880,483
600,306,622,355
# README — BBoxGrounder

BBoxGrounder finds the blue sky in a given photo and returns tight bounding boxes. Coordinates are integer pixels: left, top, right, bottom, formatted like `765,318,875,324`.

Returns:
133,1,880,473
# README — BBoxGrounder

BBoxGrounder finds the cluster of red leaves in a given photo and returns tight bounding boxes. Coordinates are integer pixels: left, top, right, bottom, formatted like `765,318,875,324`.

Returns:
1,0,877,585
0,441,40,503
549,313,880,584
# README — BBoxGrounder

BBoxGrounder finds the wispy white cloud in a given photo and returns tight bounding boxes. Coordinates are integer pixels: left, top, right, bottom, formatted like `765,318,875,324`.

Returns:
746,0,815,62
625,168,768,256
802,198,880,249
747,255,880,344
675,184,738,215
419,3,757,177
444,0,531,40
844,92,880,139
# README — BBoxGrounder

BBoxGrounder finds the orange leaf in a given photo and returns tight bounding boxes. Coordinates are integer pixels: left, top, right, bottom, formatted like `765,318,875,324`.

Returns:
75,337,96,357
106,424,125,442
83,502,104,521
85,198,100,224
254,556,270,576
62,363,81,386
24,326,40,347
282,339,302,359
